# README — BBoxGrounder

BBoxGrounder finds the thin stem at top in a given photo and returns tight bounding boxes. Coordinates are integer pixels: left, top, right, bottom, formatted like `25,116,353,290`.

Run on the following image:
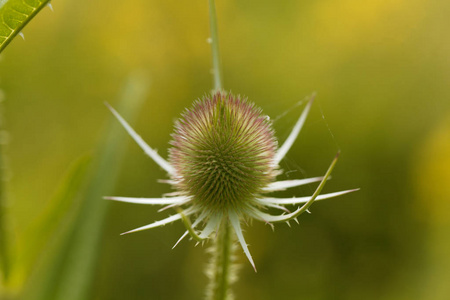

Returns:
209,0,223,91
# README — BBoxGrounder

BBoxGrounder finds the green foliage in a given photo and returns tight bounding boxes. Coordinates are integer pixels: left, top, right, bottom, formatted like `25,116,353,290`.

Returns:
14,155,91,286
0,0,449,299
20,74,149,300
0,0,51,53
0,0,51,284
0,95,10,284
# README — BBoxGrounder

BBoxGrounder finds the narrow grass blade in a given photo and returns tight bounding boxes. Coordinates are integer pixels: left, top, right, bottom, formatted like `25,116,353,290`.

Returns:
0,95,10,284
21,72,150,300
13,155,91,287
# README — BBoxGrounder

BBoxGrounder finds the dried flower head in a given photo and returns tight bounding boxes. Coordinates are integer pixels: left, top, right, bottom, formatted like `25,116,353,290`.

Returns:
105,91,356,271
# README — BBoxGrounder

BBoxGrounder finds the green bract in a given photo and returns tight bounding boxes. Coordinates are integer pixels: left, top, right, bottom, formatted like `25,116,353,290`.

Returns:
105,92,357,271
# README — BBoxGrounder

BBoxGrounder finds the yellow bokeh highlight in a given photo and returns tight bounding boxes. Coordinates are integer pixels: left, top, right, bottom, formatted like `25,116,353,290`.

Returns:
415,116,450,225
312,0,424,50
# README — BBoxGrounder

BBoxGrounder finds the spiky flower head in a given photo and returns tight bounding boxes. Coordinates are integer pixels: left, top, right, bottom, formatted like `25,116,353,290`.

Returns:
105,91,357,270
169,92,279,216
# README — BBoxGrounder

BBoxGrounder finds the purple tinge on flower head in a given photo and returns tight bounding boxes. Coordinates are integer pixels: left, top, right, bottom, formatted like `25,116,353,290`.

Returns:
169,92,279,214
105,91,358,271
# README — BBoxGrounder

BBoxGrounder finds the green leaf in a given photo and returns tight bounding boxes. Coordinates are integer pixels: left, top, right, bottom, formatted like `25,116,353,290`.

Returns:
21,72,150,300
13,155,92,286
0,0,52,284
0,0,51,53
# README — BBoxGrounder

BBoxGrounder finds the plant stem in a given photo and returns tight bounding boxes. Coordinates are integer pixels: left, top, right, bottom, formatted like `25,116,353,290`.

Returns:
208,222,234,300
0,95,10,284
206,1,233,298
208,0,223,91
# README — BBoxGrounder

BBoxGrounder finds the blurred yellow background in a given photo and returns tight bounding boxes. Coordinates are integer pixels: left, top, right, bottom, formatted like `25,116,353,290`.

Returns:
1,0,449,299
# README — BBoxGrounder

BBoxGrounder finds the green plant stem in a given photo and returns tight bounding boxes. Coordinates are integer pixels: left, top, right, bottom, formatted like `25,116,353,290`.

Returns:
209,223,233,300
208,0,223,91
207,2,232,298
0,97,10,284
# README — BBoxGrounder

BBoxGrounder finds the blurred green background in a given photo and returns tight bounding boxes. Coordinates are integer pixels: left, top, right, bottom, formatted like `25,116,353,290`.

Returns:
1,0,450,299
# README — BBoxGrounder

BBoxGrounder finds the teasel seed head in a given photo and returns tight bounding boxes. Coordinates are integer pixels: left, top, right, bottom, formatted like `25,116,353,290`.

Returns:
169,92,279,215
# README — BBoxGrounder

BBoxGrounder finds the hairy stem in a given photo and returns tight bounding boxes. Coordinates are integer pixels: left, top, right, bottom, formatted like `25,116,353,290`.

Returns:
207,222,235,300
206,2,233,297
208,0,223,91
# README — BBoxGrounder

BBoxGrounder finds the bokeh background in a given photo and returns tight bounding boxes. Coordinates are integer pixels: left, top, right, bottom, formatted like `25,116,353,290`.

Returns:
1,0,449,299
